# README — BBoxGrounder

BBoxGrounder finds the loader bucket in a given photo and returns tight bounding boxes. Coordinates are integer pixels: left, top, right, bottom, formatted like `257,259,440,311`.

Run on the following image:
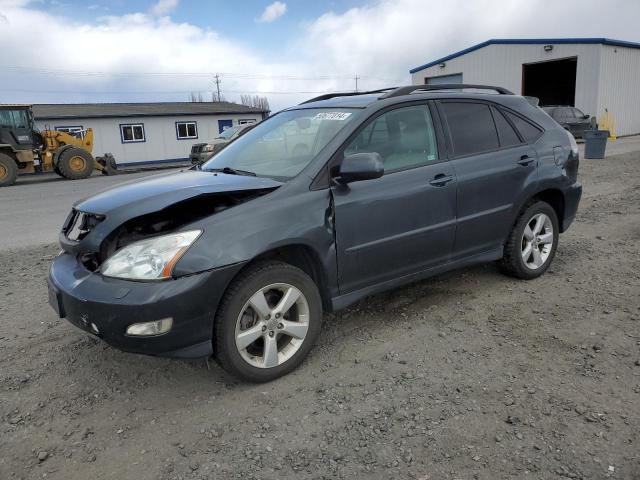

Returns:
96,154,118,176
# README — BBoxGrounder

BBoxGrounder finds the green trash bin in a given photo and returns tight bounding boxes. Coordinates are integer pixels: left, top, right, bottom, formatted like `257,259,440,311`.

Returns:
583,130,609,159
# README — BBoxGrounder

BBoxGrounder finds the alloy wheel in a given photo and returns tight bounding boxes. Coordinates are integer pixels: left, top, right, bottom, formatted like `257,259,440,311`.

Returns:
521,213,554,270
234,283,310,369
69,155,87,172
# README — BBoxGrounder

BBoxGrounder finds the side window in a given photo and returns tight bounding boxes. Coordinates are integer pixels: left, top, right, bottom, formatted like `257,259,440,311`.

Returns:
441,102,499,156
176,121,198,140
572,108,585,119
344,105,438,172
0,110,29,128
503,111,543,143
55,126,85,139
120,123,145,143
491,107,521,147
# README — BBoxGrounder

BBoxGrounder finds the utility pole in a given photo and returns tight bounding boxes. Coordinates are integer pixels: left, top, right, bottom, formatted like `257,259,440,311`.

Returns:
213,73,222,101
354,74,360,92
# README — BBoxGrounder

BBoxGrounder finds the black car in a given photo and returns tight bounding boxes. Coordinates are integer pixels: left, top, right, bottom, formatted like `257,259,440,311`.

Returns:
542,106,596,139
49,84,582,382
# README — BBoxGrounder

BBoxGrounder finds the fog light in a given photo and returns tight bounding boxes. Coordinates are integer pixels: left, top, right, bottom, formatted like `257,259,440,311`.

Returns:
126,318,173,336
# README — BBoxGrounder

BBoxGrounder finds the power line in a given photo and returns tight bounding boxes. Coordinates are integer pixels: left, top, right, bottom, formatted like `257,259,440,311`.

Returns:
1,64,396,82
0,88,332,95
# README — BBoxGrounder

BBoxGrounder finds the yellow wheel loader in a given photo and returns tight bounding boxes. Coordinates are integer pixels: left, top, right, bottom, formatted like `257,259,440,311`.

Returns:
0,104,116,187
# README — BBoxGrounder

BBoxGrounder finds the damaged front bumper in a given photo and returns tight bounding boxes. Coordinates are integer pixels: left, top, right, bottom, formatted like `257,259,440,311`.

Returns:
48,253,244,358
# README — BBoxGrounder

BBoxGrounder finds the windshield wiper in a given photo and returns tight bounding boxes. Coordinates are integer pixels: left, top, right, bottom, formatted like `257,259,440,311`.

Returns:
207,166,257,176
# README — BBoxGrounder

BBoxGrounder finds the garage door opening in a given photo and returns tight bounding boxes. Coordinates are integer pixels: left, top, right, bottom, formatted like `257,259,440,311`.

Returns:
522,57,577,106
425,73,463,85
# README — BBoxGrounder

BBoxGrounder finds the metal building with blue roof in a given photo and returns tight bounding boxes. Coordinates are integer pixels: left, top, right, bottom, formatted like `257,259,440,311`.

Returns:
409,38,640,136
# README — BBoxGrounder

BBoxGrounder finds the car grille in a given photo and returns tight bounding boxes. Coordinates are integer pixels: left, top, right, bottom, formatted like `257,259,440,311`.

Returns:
63,209,104,242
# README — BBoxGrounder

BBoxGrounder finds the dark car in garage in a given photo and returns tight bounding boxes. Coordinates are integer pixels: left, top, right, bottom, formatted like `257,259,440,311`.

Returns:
542,106,596,139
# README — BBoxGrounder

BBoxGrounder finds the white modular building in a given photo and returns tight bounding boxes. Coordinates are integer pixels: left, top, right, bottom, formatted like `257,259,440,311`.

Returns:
33,102,269,166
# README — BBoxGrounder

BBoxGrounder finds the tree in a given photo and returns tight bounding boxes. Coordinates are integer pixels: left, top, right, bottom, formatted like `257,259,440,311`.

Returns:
240,95,270,112
189,92,204,102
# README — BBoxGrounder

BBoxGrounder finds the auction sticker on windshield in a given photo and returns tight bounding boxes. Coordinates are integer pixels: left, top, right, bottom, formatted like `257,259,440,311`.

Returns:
313,112,352,120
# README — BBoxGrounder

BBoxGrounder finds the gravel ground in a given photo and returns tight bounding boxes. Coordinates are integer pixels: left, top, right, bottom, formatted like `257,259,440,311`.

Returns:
1,152,639,480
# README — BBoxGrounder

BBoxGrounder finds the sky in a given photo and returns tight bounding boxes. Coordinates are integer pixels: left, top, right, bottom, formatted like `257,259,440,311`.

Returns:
1,0,639,111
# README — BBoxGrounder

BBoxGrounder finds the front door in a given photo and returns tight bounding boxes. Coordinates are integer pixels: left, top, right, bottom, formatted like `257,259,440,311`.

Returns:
331,104,457,294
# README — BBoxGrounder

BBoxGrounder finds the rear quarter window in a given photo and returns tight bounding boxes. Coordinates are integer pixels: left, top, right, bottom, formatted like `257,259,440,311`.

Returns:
440,102,499,156
491,107,522,147
503,110,543,143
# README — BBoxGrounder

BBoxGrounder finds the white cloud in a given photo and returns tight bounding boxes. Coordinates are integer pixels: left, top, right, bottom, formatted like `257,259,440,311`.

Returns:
149,0,178,16
303,0,640,92
256,1,287,23
0,0,638,111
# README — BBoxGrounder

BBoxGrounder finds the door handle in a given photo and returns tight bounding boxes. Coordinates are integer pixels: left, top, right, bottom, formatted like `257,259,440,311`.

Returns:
517,155,535,166
429,174,454,187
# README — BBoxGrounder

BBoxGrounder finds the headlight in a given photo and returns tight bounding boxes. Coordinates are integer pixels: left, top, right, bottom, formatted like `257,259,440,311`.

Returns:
101,230,201,280
202,144,215,152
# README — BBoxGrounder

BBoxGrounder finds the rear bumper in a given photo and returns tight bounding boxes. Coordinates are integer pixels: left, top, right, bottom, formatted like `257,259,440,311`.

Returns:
561,182,582,232
48,253,244,358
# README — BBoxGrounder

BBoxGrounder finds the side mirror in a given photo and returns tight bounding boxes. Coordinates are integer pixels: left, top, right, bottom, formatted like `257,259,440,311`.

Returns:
336,152,384,184
582,114,590,119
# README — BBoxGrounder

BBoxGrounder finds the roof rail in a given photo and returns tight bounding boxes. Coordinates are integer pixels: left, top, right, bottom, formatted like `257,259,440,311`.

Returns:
380,84,514,99
300,87,397,105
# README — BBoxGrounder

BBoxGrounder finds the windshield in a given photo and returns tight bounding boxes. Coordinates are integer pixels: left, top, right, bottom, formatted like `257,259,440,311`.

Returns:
202,108,358,181
0,109,29,129
216,126,241,140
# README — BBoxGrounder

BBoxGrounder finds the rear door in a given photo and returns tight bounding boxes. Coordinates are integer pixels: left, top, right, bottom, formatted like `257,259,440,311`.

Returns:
332,103,457,293
437,100,539,258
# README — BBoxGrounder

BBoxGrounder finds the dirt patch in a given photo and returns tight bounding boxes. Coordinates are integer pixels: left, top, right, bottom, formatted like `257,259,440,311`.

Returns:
1,153,639,480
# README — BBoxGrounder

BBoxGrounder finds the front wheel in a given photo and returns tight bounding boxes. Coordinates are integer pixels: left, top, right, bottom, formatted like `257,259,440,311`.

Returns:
500,201,559,279
214,261,323,382
57,147,94,180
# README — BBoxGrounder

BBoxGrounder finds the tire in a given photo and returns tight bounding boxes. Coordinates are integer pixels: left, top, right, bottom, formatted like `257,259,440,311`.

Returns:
214,260,323,382
57,147,94,180
500,200,559,280
0,153,18,187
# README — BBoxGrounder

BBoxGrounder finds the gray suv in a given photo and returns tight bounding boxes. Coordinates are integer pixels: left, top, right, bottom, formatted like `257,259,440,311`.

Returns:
48,84,582,382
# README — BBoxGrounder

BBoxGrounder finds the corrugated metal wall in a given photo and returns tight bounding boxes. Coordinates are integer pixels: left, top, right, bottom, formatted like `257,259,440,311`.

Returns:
598,45,640,136
411,43,603,127
35,113,260,165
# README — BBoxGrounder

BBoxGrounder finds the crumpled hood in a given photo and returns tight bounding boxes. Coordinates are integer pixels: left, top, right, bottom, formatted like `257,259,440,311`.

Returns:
76,169,282,215
61,169,283,256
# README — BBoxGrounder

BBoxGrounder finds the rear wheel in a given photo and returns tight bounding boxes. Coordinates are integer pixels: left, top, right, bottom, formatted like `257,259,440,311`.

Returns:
500,201,559,279
214,261,323,382
57,148,94,180
0,153,18,187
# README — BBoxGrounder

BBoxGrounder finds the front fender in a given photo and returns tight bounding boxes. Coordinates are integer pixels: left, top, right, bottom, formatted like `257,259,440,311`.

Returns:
174,189,336,279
